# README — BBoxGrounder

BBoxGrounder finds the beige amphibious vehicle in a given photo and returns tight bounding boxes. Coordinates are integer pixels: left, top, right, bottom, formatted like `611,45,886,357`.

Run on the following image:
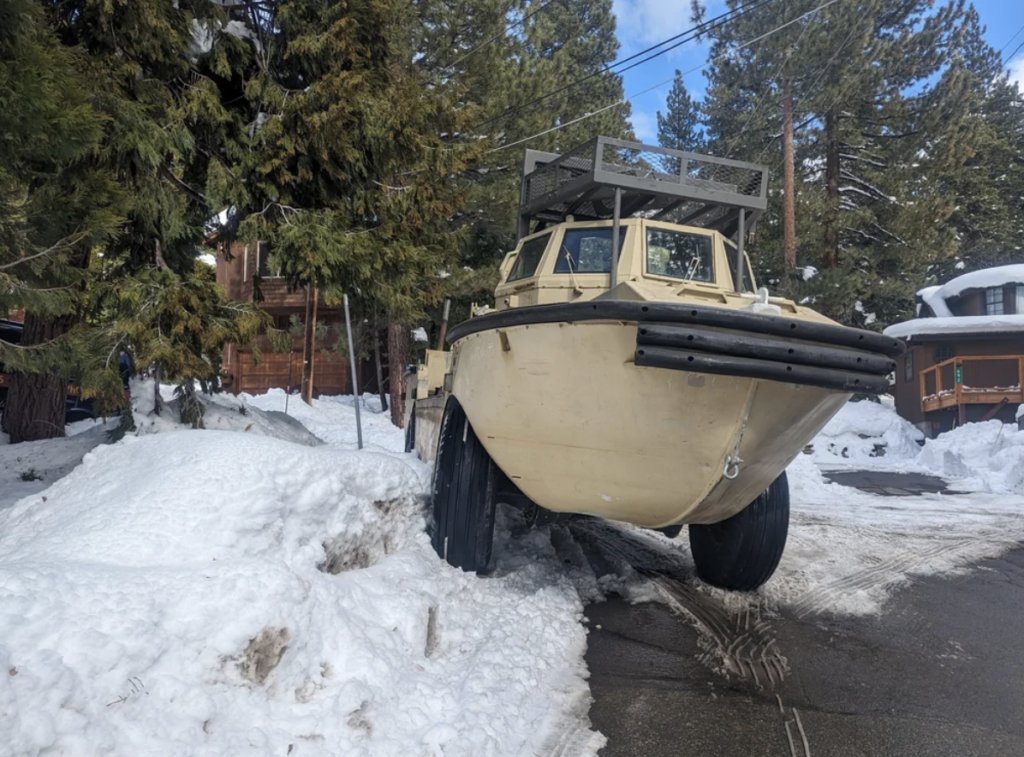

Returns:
407,137,903,590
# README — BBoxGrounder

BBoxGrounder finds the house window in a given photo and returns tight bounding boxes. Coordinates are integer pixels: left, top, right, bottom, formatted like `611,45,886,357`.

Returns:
1017,285,1024,315
904,350,914,382
257,241,276,277
933,345,955,363
985,287,1004,315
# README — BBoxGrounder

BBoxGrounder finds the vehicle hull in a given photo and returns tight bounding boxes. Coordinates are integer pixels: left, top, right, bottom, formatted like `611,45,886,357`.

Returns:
448,320,847,528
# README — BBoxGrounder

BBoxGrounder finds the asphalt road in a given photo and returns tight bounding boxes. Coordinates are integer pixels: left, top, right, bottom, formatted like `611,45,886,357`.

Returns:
583,546,1024,757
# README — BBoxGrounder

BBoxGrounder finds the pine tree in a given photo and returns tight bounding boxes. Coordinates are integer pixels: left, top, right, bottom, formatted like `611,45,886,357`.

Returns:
216,0,489,424
657,71,704,154
698,0,978,326
0,0,123,442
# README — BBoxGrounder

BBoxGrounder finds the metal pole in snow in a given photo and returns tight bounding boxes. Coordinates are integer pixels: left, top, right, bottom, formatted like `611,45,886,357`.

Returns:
343,293,363,450
436,298,451,351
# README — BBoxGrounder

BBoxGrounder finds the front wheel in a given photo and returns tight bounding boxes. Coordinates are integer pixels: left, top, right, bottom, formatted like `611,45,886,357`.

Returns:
689,471,789,591
430,397,497,574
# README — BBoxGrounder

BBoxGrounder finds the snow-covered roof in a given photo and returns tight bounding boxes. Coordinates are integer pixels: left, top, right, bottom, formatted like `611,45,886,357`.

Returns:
883,314,1024,339
917,284,952,317
918,264,1024,310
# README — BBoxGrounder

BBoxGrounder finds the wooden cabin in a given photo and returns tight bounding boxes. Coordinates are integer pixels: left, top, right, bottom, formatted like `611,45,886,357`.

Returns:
885,265,1024,438
214,240,368,397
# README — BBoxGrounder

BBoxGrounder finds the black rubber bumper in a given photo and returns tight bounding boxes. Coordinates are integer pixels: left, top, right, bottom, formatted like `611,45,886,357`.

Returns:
447,300,902,395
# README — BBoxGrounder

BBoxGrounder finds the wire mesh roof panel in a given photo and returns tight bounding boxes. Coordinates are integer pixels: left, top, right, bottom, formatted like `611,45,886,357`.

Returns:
519,137,768,238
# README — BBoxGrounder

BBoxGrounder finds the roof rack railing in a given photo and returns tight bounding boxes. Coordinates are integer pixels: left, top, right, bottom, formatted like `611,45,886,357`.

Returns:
517,136,768,242
517,136,769,294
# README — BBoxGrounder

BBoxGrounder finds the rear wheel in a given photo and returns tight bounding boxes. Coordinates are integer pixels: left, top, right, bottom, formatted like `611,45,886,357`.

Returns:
430,397,497,574
689,471,789,591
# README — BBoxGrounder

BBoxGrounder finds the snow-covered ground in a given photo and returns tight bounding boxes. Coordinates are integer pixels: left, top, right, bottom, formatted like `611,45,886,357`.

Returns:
3,388,1024,755
1,391,604,757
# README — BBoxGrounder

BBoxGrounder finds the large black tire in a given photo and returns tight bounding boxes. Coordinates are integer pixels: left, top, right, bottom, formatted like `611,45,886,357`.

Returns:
689,471,789,591
404,402,416,454
430,397,497,574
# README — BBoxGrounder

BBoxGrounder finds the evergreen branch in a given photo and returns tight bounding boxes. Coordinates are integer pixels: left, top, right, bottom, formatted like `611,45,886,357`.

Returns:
0,230,88,272
158,165,207,203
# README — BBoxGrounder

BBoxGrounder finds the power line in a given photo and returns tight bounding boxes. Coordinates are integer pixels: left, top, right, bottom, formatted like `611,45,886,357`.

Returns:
492,0,847,153
1006,36,1024,65
998,22,1024,55
473,0,775,133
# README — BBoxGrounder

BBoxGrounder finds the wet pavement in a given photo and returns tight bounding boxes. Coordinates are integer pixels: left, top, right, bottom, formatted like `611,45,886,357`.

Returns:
821,469,963,497
583,546,1024,757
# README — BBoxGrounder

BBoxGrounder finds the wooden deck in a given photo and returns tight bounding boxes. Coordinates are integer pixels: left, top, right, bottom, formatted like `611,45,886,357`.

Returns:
920,355,1023,420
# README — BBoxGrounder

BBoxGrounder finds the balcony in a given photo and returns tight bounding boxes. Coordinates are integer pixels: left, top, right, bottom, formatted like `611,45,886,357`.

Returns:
920,355,1024,419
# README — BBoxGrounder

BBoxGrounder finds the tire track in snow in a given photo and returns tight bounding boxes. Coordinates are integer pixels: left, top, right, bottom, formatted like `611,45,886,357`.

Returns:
565,518,788,689
788,538,989,619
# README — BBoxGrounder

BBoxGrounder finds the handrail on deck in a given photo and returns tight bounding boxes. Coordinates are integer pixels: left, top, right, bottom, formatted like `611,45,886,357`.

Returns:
919,354,1024,417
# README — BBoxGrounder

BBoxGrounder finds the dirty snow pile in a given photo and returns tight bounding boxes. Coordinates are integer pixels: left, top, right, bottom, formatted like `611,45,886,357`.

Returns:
806,398,923,465
0,400,603,756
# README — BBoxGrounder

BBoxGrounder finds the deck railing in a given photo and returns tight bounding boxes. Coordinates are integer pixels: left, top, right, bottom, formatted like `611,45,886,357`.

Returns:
920,355,1024,416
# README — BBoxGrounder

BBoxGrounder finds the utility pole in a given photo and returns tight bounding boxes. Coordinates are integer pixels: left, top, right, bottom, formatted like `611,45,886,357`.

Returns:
301,279,319,405
782,73,797,273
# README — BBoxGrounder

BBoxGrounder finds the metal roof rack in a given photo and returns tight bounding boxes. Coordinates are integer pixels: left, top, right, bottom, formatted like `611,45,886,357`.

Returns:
517,136,768,241
516,137,769,294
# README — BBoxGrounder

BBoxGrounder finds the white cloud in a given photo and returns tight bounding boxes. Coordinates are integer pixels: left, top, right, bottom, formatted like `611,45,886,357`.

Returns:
1009,56,1024,92
612,0,723,50
631,110,658,142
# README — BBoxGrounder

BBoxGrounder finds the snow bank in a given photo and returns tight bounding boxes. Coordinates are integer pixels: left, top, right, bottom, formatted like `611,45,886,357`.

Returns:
131,379,323,447
884,313,1024,339
0,430,603,757
806,399,924,465
244,389,404,454
916,420,1024,494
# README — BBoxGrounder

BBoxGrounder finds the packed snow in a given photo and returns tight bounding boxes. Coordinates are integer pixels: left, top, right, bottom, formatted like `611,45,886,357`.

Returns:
805,396,924,465
4,384,1024,753
0,392,604,757
883,313,1024,339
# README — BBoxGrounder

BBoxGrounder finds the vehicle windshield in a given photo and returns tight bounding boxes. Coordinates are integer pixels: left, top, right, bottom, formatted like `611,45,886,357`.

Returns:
553,227,627,274
646,228,714,282
506,233,551,282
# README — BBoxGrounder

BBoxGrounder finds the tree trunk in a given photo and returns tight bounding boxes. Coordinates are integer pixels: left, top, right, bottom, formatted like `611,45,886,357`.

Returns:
387,315,409,428
153,360,163,415
0,311,72,443
373,319,389,413
824,109,841,269
782,75,797,272
301,280,318,405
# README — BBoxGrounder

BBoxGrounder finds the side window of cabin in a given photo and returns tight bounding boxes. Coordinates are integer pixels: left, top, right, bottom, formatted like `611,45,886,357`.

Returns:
724,240,755,293
506,234,551,282
646,228,714,282
553,227,627,274
904,350,914,383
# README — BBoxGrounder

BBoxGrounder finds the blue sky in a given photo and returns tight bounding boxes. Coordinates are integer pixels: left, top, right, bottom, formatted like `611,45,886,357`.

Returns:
610,0,1024,143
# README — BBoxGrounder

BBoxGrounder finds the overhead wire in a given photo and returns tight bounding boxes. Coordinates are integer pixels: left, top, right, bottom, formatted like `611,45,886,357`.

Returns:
997,22,1024,55
491,0,848,153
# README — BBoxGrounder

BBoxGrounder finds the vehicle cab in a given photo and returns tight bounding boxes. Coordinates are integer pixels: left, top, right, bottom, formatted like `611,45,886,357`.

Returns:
494,218,758,312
